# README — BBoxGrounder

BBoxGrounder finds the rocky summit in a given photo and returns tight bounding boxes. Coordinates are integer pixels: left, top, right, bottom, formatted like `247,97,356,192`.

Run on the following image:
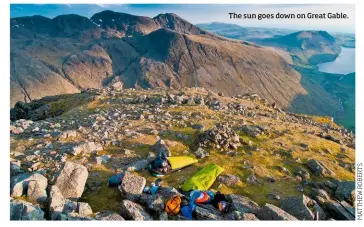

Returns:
10,86,355,220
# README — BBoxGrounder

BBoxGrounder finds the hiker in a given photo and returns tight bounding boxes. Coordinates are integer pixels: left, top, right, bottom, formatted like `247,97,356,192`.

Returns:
151,149,171,175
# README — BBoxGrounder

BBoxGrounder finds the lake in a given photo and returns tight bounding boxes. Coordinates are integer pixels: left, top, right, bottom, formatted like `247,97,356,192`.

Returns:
318,47,355,74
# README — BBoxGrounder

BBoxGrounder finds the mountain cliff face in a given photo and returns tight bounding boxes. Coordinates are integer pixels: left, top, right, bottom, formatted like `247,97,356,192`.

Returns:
10,10,339,117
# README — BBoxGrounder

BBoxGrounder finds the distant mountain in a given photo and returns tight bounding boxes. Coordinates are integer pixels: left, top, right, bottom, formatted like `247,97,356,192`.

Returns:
197,22,296,40
254,31,342,65
10,10,340,118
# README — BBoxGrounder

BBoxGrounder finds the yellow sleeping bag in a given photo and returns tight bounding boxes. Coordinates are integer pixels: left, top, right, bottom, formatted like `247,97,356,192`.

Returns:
182,163,224,192
167,156,198,170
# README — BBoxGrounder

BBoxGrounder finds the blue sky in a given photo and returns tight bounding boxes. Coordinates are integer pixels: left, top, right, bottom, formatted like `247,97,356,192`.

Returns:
10,4,355,33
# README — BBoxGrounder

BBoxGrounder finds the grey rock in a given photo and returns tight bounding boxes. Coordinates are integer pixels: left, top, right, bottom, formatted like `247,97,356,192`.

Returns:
280,194,315,220
256,203,298,220
49,185,65,220
335,181,355,205
124,159,148,172
11,173,47,198
77,202,93,216
194,147,210,159
217,174,241,186
119,172,146,200
228,194,261,214
153,139,171,157
71,142,103,156
326,201,355,220
120,200,153,220
27,180,47,203
95,211,125,220
194,206,222,220
306,159,333,176
10,199,45,220
54,162,88,198
139,194,164,213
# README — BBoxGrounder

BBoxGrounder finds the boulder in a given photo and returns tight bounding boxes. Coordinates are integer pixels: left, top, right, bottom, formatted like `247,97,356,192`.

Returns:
156,186,183,199
194,206,222,220
194,147,210,159
228,194,261,214
124,159,148,172
95,211,125,220
120,200,153,220
217,174,241,186
59,130,78,139
335,181,355,205
77,202,93,216
256,203,298,220
153,139,171,157
71,142,103,156
119,172,146,200
10,199,45,220
11,173,47,198
49,185,65,220
306,159,333,176
326,201,355,220
225,211,259,220
95,155,111,165
139,194,164,213
27,180,47,203
280,194,315,220
54,162,88,198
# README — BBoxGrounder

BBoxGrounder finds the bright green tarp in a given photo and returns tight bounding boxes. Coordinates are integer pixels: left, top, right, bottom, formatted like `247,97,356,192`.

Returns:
182,163,224,192
167,156,198,170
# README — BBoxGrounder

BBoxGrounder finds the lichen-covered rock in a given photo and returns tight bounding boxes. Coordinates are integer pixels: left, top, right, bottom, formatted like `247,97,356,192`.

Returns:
54,161,88,198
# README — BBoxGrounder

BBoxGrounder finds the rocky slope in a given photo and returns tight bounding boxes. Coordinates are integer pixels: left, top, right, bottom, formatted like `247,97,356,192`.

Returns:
10,10,340,119
10,86,355,220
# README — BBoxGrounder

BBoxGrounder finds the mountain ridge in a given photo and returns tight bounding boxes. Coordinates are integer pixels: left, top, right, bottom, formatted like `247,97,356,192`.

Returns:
10,10,340,119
